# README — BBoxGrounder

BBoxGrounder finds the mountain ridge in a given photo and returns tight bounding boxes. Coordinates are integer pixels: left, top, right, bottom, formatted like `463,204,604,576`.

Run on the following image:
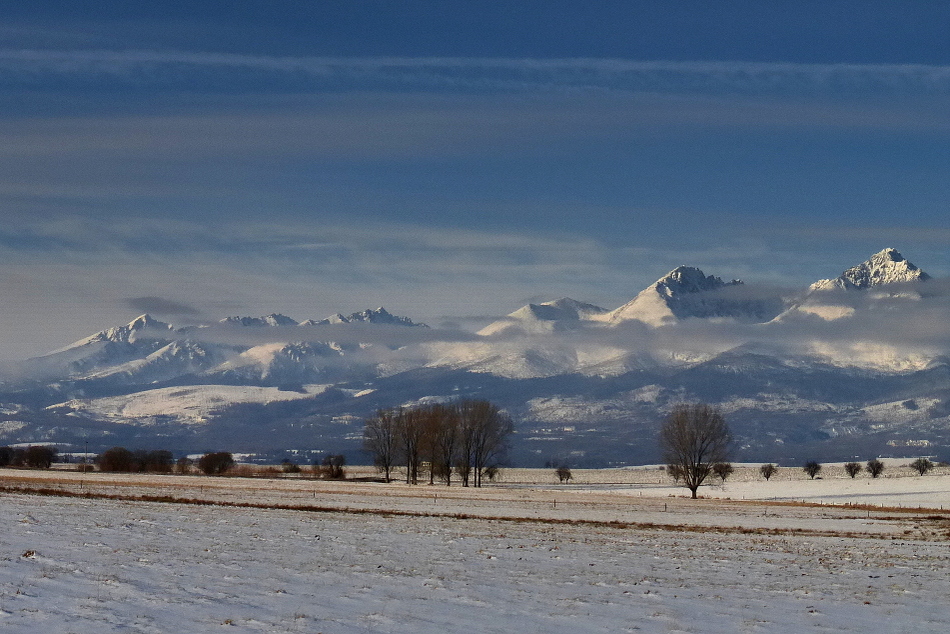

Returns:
1,248,946,465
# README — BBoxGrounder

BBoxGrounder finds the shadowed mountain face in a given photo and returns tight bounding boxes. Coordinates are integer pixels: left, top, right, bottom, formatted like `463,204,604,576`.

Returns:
2,250,948,466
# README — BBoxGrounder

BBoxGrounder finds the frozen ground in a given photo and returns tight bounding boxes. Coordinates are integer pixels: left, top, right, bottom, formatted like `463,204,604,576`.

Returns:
2,468,950,633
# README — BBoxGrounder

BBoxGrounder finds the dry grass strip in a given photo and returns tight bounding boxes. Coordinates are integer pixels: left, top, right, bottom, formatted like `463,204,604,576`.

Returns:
4,483,947,542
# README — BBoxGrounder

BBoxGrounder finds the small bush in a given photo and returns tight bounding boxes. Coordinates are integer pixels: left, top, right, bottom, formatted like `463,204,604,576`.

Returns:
759,463,777,481
866,458,885,478
315,454,346,479
281,460,302,474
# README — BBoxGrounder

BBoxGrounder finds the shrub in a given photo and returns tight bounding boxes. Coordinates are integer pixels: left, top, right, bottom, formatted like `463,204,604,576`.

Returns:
866,458,885,478
759,463,777,481
844,462,862,478
315,454,346,479
803,461,822,479
175,457,193,475
910,457,933,476
281,460,302,474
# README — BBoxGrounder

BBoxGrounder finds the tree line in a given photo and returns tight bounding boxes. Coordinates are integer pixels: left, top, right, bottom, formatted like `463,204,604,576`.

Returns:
658,403,942,499
0,445,58,469
363,399,513,487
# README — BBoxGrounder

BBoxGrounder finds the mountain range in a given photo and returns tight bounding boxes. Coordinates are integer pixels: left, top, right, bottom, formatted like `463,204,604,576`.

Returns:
1,248,948,467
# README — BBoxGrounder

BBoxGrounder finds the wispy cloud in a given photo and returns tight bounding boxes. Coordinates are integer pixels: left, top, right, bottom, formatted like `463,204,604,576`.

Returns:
4,50,950,97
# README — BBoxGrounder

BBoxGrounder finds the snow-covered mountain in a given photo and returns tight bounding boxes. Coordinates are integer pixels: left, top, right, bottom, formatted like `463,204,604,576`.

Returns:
810,248,930,291
783,248,931,321
478,298,608,336
600,266,786,326
221,314,299,327
309,307,427,327
1,251,948,466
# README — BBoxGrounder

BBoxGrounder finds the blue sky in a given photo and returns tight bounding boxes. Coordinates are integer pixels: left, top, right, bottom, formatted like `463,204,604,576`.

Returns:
1,1,948,359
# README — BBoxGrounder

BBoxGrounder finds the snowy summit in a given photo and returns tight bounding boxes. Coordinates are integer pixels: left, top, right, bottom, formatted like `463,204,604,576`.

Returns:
810,248,930,292
603,266,771,326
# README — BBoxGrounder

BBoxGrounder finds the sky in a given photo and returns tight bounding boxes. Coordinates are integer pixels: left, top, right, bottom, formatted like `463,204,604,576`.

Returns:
1,1,949,360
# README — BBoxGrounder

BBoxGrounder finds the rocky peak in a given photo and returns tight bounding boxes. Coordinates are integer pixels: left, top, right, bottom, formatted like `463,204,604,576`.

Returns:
654,266,742,298
315,307,426,327
220,314,299,327
811,248,930,291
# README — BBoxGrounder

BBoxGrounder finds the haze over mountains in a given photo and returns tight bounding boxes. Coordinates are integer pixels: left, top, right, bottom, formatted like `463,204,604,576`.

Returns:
2,249,948,466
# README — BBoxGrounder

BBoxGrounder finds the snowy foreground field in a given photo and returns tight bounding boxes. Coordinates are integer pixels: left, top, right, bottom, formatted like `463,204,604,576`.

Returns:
3,468,950,633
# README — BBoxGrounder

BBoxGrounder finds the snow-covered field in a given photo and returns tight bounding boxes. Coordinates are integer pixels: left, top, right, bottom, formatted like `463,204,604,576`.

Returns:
3,468,950,632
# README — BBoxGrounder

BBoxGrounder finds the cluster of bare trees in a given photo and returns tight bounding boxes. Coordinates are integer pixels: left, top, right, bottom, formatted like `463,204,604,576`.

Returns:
98,447,174,473
0,445,58,469
363,400,513,487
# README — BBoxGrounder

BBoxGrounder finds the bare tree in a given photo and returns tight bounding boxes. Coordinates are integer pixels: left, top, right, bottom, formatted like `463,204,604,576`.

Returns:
803,461,822,479
363,408,400,482
366,400,512,487
866,458,884,478
910,457,933,476
397,407,427,485
667,463,684,483
22,446,58,469
759,463,777,481
421,403,459,485
458,400,513,488
844,462,862,478
197,451,234,475
435,405,462,485
660,404,730,499
555,465,572,483
712,462,734,483
98,446,135,472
